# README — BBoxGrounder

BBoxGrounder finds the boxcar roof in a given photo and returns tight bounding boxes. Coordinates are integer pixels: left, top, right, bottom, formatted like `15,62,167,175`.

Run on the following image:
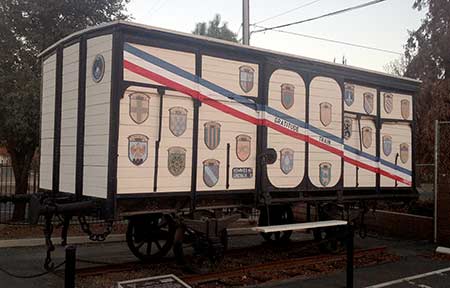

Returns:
39,20,421,86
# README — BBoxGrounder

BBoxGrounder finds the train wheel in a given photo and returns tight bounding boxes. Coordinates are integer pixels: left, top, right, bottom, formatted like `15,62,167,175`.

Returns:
126,214,175,262
173,226,226,274
313,227,340,253
258,205,293,243
313,203,342,253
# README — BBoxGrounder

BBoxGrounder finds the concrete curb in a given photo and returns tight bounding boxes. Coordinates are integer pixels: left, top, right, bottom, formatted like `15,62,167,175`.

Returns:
0,234,125,249
0,228,258,249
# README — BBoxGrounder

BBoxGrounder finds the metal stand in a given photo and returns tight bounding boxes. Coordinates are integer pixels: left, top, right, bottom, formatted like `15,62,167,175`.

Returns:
65,245,76,288
346,224,354,288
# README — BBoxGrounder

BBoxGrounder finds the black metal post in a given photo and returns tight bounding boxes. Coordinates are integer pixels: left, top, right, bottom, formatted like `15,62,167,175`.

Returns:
346,224,354,288
65,245,76,288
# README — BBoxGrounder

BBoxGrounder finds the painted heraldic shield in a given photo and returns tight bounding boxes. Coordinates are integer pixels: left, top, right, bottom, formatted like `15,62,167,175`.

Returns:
401,99,410,120
281,83,295,110
343,117,352,140
280,148,294,175
203,159,220,187
319,162,332,187
400,143,409,164
363,92,374,114
383,135,392,156
236,134,251,162
128,134,149,166
204,121,221,150
168,147,186,176
239,65,254,93
129,93,150,124
362,127,372,149
384,93,393,114
320,102,332,127
344,84,355,107
169,107,187,137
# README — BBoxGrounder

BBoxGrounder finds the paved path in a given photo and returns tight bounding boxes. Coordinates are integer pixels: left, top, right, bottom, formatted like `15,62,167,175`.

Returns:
263,237,450,288
1,232,449,287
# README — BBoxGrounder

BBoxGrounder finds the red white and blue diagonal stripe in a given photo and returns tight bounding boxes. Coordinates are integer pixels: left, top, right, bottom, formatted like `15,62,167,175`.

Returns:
123,43,412,186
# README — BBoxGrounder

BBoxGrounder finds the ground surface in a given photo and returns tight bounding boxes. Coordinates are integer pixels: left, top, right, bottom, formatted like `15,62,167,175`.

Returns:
0,231,449,288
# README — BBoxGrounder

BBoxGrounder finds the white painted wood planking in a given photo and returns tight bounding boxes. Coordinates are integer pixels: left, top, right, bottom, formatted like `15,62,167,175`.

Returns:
252,220,348,233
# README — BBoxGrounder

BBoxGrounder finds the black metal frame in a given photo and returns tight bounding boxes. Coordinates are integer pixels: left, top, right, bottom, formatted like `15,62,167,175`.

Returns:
38,22,420,220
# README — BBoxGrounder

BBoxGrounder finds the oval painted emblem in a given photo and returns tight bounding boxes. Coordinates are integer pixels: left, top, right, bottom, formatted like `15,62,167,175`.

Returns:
320,102,332,127
128,134,149,166
236,134,251,162
384,93,393,114
319,162,332,187
204,121,221,150
239,65,254,93
401,99,410,120
203,159,220,187
169,107,188,137
363,92,374,114
281,83,295,110
400,143,409,163
168,147,186,176
343,117,352,140
92,54,105,83
129,93,150,124
280,148,294,175
344,84,355,107
362,127,372,149
382,135,392,156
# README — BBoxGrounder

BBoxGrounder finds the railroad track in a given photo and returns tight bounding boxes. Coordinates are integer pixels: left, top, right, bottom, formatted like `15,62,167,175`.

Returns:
182,246,387,285
76,244,387,281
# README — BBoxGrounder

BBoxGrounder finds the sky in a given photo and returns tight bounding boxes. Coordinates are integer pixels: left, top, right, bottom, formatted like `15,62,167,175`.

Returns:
126,0,426,72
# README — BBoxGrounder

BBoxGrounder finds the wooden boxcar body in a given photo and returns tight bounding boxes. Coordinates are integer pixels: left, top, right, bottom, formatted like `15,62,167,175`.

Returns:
38,21,420,220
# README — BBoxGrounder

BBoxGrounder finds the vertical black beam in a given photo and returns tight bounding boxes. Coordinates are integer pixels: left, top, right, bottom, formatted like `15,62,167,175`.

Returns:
153,88,165,192
304,74,311,193
226,143,230,189
376,90,381,193
64,245,76,288
107,29,123,219
38,56,45,191
190,52,202,211
52,47,63,193
255,63,268,204
346,224,354,288
75,37,87,200
411,91,417,191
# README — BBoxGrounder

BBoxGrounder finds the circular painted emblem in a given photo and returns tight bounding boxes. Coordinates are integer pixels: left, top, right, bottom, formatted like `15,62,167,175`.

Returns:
92,54,105,83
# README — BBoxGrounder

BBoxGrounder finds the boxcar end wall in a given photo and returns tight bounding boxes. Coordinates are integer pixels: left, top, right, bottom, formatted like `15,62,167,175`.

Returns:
38,21,419,215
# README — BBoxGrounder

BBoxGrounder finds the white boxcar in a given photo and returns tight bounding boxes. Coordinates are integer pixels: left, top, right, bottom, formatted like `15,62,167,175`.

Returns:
38,21,419,219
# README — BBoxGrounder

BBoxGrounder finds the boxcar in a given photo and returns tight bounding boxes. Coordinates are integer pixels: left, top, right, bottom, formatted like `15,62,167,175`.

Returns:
35,21,420,266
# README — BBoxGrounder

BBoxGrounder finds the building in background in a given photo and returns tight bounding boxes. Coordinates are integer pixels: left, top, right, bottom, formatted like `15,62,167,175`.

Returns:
0,147,11,164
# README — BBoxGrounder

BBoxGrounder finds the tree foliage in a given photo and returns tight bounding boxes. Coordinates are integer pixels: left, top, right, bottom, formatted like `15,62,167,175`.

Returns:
0,0,129,220
402,0,450,164
193,14,238,42
383,56,409,77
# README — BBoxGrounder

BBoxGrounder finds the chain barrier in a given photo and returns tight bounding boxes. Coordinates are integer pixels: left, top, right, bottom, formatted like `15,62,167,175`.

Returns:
78,216,114,242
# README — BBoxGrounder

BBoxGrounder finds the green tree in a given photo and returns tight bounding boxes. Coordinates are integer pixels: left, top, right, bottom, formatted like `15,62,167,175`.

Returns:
402,0,450,164
193,14,238,42
0,0,130,220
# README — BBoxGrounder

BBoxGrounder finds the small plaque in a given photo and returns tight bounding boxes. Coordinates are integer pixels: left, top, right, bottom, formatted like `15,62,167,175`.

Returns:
232,167,253,179
117,274,191,288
